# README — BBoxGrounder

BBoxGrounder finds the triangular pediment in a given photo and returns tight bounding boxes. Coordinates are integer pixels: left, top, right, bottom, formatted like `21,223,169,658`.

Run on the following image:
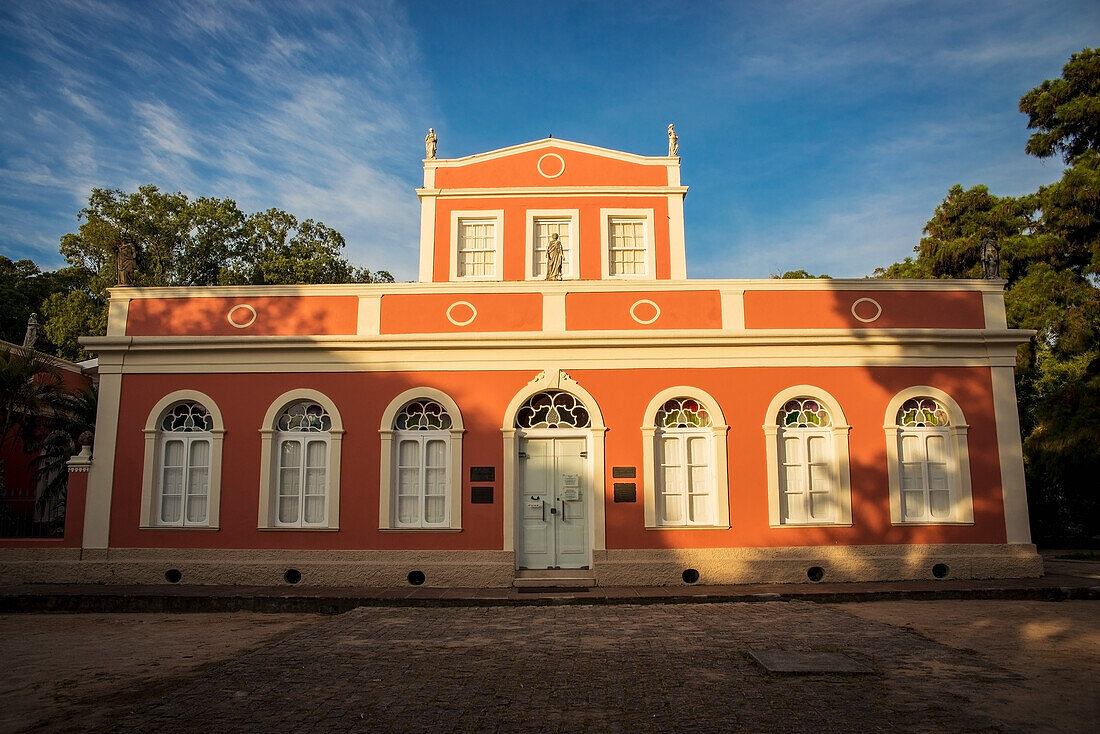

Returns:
432,137,673,166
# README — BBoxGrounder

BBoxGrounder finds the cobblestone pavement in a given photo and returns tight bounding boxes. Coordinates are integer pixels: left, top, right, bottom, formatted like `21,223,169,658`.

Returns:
70,600,1096,734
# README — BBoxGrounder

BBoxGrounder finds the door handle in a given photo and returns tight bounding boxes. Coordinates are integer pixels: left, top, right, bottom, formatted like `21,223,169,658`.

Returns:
560,499,566,522
550,507,558,515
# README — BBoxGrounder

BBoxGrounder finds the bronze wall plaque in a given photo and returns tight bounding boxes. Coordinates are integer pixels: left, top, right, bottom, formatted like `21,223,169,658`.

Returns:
612,466,637,478
613,483,637,502
469,466,495,482
471,486,494,504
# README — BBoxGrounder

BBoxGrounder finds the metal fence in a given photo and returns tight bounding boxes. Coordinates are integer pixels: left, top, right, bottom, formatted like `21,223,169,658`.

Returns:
0,484,65,538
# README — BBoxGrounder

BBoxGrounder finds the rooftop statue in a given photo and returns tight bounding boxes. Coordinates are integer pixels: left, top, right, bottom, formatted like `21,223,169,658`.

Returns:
425,128,438,160
667,124,679,157
981,233,1000,279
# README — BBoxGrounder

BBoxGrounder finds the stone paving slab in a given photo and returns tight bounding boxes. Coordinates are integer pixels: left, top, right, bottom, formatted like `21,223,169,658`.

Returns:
89,602,1035,733
748,649,875,674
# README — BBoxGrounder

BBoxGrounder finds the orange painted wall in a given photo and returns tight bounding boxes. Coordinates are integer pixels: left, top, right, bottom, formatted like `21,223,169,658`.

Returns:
566,291,722,331
107,365,1007,551
379,293,542,334
126,296,359,336
432,196,672,282
433,147,669,189
743,290,986,329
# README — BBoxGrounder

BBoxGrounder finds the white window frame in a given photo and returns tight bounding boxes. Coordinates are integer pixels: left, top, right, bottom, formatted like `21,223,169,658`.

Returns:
600,208,656,280
884,386,974,525
763,386,853,527
257,389,344,530
393,432,451,528
156,431,212,527
777,427,836,524
379,388,464,531
274,430,330,528
642,387,730,529
140,391,225,530
450,210,504,280
525,209,579,281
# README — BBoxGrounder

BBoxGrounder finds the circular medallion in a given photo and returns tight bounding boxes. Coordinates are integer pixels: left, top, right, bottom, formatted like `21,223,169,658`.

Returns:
851,297,882,323
629,299,661,325
536,153,566,179
445,300,478,327
227,304,258,328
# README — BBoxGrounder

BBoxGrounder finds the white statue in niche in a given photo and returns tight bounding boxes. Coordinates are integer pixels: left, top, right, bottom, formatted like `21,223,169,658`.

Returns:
545,232,564,281
425,128,437,159
667,123,679,157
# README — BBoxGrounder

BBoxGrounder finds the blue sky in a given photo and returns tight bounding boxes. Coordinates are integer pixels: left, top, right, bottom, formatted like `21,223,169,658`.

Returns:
1,1,1096,281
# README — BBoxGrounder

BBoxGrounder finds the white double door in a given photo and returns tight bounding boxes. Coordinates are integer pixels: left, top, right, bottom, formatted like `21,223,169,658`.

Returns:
516,436,589,570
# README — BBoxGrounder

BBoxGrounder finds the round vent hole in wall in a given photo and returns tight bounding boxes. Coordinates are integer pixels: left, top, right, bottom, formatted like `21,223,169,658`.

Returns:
932,563,949,579
681,568,700,584
807,566,825,583
284,568,302,584
407,570,426,586
164,569,182,584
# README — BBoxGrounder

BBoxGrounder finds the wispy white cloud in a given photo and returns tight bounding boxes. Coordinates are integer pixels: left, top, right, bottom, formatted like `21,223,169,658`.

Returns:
0,0,432,277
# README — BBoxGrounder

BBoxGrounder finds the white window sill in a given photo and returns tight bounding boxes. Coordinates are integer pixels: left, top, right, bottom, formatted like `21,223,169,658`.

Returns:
891,520,975,526
258,526,340,532
645,525,731,531
379,527,463,533
140,525,220,531
769,522,854,529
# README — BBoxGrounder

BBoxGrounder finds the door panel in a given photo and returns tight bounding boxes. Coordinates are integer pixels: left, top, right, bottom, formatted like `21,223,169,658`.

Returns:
516,437,589,570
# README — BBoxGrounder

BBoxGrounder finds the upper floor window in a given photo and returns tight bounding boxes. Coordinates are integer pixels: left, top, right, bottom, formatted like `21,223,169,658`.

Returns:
458,219,496,277
275,401,331,527
157,401,212,526
533,218,573,279
885,390,974,525
608,218,647,276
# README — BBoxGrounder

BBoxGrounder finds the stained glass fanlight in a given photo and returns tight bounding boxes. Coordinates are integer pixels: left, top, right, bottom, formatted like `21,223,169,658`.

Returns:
160,401,213,432
897,398,950,427
394,400,453,430
515,391,591,429
778,398,832,428
276,401,331,432
655,398,712,428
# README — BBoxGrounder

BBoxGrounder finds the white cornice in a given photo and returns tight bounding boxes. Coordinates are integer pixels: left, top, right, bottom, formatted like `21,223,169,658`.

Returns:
425,137,678,167
106,278,1008,300
416,186,689,199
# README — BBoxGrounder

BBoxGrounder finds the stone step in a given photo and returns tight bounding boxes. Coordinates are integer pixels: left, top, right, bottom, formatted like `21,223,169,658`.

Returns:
513,570,597,588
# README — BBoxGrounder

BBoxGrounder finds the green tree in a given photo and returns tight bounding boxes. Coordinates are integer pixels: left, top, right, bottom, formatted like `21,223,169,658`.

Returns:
46,186,390,357
770,269,831,279
0,347,64,507
872,49,1100,542
1019,48,1100,163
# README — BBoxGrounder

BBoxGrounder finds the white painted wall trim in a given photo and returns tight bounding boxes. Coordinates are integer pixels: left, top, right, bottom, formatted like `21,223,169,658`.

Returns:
990,366,1033,543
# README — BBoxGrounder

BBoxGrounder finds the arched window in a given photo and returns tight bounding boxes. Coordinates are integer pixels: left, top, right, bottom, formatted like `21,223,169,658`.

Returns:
394,400,453,528
655,398,713,525
885,388,974,525
274,401,331,527
515,391,591,429
257,390,344,530
777,398,836,524
763,387,853,527
140,391,225,530
641,388,730,529
156,402,212,526
378,388,464,531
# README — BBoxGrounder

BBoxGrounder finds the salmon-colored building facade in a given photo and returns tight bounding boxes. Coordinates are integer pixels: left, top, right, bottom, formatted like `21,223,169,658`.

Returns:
1,138,1042,587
